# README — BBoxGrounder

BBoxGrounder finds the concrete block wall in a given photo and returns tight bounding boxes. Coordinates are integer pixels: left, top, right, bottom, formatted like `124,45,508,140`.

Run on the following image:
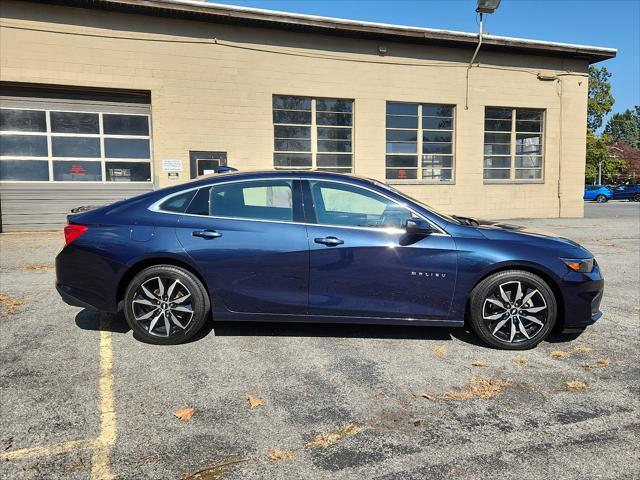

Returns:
0,0,590,219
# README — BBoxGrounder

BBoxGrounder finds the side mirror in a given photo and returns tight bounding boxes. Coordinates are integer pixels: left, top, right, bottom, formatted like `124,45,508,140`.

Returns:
405,217,434,235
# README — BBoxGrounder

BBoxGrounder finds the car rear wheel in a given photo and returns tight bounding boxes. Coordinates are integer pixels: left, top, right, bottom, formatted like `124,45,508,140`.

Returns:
124,265,210,345
469,270,557,350
595,194,608,203
633,193,640,202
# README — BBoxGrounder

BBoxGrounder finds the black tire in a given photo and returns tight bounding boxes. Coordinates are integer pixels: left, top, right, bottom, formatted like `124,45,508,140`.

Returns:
124,265,210,345
469,270,557,350
595,194,608,203
633,193,640,202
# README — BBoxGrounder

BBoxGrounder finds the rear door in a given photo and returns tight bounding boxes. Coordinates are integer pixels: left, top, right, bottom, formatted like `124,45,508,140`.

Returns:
174,178,309,315
304,179,457,319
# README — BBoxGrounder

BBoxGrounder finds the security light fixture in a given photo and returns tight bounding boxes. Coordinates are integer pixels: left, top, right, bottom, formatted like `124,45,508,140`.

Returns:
476,0,501,14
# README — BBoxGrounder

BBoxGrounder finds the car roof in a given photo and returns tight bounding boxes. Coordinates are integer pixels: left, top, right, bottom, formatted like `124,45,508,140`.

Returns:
182,169,381,189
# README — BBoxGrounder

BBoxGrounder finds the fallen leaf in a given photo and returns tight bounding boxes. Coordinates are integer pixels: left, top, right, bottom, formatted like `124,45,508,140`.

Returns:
566,381,587,391
583,359,610,369
448,467,457,477
245,395,264,408
64,457,85,473
0,293,25,317
432,347,448,357
22,263,55,271
550,351,570,359
512,356,529,365
571,345,592,353
418,393,437,401
471,361,488,368
443,376,511,401
173,407,195,421
180,458,247,480
306,424,359,449
266,448,295,462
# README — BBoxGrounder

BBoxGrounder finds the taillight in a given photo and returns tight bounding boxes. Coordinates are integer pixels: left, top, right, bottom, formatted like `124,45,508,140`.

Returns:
64,224,88,245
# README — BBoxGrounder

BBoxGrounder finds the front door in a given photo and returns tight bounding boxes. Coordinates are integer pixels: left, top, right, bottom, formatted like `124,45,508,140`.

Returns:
305,180,457,319
175,178,309,315
189,151,227,178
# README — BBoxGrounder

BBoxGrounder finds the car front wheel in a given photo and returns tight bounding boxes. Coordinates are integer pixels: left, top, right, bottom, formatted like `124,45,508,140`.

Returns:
595,194,608,203
124,265,210,345
633,193,640,202
469,270,557,350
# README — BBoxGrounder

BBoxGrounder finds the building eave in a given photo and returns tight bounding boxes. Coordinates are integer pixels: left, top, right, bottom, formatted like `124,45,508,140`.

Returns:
21,0,617,63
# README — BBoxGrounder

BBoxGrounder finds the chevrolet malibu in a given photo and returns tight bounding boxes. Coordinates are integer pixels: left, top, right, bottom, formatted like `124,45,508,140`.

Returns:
56,171,604,350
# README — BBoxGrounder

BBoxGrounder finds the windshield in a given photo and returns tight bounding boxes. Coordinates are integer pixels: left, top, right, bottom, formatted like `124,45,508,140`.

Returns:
369,180,462,224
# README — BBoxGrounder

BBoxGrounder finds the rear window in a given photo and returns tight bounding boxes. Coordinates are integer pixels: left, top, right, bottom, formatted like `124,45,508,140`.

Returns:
158,190,196,213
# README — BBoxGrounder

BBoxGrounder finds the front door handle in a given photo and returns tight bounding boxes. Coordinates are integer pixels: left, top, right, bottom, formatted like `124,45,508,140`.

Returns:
314,236,344,246
192,229,222,240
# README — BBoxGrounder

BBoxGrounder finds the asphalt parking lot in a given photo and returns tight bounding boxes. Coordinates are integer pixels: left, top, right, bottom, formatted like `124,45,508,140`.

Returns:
1,201,639,480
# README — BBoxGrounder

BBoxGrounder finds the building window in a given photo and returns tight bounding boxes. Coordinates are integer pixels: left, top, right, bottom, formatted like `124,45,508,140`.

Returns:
484,107,544,181
385,102,455,182
273,95,353,173
0,108,152,182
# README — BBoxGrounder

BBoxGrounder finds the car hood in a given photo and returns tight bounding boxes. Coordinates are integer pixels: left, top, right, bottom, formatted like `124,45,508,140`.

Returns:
473,219,587,252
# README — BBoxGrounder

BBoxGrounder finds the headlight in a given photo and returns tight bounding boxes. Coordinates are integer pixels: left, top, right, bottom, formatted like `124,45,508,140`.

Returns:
561,258,594,273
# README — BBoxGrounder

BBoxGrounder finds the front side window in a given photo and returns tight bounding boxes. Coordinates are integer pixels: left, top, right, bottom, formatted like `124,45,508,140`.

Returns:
386,102,455,182
209,180,294,222
484,107,544,181
0,107,152,182
273,95,353,173
310,181,412,229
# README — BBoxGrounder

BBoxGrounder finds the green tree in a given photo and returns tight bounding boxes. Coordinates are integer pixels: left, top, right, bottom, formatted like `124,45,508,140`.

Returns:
603,106,640,147
585,131,625,183
587,66,615,132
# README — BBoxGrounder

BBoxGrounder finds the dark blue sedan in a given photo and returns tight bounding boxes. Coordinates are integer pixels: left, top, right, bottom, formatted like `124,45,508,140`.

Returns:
56,171,604,350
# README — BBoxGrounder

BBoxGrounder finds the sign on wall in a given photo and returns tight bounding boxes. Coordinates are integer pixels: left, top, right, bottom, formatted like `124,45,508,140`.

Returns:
162,159,183,173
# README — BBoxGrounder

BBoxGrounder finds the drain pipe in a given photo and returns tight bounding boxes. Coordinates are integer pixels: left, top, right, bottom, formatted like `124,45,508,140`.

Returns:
465,12,484,110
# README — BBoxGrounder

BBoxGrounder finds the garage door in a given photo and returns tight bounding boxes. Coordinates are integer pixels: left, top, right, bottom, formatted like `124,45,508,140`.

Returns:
0,85,154,232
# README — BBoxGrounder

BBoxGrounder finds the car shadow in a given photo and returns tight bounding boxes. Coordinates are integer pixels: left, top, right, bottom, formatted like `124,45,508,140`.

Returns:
74,308,582,348
199,319,486,345
74,308,131,334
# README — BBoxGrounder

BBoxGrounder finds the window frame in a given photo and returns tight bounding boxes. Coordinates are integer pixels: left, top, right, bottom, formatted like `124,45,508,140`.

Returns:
272,95,354,173
385,101,456,185
152,178,305,224
150,177,445,233
483,106,545,184
0,106,153,183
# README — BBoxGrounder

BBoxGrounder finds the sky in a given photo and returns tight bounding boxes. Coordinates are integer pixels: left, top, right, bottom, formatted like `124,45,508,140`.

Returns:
208,0,640,126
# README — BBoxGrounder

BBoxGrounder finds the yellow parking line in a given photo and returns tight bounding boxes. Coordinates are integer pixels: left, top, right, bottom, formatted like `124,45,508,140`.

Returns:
0,438,91,461
2,315,119,478
90,316,117,480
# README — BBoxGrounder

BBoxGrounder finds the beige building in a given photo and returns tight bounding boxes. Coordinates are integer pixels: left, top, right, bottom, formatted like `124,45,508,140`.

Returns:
0,0,616,231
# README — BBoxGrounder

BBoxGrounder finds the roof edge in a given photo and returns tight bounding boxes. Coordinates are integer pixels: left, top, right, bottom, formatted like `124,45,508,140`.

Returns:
19,0,618,63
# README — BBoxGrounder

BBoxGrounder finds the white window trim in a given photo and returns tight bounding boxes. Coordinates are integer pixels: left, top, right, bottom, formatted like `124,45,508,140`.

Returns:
385,102,456,185
483,107,545,184
273,96,354,173
0,106,153,184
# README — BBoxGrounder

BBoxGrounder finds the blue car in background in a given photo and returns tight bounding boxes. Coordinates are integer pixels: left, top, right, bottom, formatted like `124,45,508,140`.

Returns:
56,171,604,350
583,185,613,203
611,184,640,202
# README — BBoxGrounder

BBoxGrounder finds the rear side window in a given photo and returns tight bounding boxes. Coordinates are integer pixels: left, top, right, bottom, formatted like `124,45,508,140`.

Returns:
158,190,196,213
209,180,293,222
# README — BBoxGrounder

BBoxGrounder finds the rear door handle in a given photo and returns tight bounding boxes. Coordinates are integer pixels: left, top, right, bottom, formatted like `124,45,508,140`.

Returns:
314,236,344,246
192,230,222,239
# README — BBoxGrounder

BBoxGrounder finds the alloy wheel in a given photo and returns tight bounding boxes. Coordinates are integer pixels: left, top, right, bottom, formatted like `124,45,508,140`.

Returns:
482,280,548,344
131,276,194,337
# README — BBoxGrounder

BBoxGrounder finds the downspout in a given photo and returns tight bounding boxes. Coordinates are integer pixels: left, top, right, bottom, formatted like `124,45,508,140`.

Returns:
465,13,484,110
557,78,563,217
